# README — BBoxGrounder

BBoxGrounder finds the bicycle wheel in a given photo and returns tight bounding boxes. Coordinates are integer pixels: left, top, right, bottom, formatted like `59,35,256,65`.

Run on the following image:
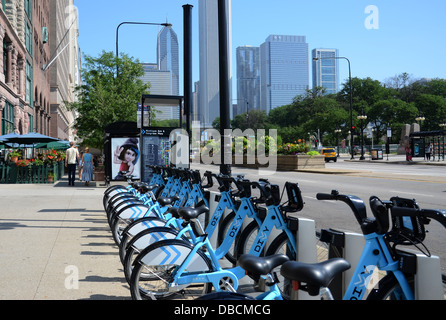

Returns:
110,204,155,245
130,239,213,300
366,273,414,300
367,273,446,300
217,211,239,264
123,227,188,284
235,220,262,258
315,230,337,262
119,217,169,264
264,232,296,300
196,292,255,300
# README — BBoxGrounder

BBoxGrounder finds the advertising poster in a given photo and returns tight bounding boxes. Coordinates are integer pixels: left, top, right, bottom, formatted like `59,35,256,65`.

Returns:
111,137,141,180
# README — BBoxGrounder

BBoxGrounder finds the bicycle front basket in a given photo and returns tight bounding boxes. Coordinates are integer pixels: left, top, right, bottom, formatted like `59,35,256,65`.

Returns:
389,197,426,246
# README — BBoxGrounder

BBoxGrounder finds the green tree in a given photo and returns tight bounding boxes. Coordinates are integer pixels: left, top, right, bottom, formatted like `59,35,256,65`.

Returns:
415,94,446,130
67,51,149,149
231,109,268,131
369,99,418,142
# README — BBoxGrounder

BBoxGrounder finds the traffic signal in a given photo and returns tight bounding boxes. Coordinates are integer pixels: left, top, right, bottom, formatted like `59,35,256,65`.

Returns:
351,126,356,134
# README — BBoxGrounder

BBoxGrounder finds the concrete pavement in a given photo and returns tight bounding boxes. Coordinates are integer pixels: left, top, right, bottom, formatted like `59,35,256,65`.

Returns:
0,179,130,300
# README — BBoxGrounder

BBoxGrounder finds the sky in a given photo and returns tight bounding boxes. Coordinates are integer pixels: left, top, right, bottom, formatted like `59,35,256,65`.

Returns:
74,0,446,97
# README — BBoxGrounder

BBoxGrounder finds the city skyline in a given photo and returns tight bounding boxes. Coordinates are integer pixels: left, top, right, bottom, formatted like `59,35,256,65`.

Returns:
76,0,446,101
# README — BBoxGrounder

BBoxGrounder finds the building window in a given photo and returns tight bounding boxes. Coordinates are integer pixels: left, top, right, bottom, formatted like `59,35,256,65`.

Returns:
2,100,14,135
25,60,33,105
25,22,33,56
24,0,32,21
3,39,8,78
28,113,34,132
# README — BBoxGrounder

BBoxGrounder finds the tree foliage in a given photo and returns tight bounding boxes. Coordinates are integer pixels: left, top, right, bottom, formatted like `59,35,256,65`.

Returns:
67,51,150,149
226,75,446,146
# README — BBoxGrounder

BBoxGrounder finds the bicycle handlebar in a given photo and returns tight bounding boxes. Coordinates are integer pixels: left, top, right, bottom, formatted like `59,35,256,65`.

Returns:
392,207,446,229
316,190,368,227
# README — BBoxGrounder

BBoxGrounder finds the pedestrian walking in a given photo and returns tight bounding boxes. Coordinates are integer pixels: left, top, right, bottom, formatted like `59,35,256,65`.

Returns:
65,142,79,186
78,151,83,179
425,143,432,161
81,147,94,186
405,145,412,162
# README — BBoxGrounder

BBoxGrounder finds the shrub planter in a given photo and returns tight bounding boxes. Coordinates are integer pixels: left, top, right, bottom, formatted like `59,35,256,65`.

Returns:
95,170,105,182
231,154,325,171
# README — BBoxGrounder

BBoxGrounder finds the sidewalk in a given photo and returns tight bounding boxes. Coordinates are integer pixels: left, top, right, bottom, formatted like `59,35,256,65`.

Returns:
344,153,446,165
0,178,131,300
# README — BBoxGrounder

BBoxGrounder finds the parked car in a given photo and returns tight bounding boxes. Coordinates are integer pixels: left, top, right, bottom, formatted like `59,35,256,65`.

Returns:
321,148,337,162
353,146,368,155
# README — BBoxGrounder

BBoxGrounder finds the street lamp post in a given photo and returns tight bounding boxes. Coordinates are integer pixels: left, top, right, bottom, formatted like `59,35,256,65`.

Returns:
335,128,342,157
415,115,425,131
357,108,367,160
313,56,354,159
115,21,172,72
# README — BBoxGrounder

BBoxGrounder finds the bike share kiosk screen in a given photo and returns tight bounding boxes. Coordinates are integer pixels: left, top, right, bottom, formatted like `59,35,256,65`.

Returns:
140,128,172,183
139,94,189,183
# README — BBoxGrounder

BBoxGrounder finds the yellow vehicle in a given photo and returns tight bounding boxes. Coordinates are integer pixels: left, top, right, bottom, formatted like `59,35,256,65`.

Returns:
321,148,337,162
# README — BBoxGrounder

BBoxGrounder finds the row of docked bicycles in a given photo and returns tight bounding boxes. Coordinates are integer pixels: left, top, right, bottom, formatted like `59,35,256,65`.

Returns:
103,165,446,300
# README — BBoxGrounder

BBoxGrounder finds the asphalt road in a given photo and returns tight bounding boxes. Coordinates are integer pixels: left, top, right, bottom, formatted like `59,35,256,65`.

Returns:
191,158,446,273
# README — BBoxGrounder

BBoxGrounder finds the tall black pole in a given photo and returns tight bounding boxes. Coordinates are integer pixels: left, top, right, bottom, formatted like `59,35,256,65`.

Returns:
217,0,231,175
183,4,193,136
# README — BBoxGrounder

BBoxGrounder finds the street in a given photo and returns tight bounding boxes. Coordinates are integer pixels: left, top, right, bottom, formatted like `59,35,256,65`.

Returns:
191,157,446,273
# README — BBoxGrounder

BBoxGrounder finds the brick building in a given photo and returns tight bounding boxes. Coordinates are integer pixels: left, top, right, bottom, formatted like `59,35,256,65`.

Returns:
0,0,35,135
0,0,79,141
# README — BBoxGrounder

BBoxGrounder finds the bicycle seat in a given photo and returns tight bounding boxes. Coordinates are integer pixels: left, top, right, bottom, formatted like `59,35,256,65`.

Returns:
166,207,180,218
280,258,351,296
238,254,290,277
157,195,180,206
178,205,209,221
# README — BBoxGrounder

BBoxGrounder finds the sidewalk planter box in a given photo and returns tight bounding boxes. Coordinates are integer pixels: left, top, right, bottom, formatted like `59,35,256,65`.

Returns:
95,170,105,182
231,154,325,171
276,155,325,171
0,161,64,184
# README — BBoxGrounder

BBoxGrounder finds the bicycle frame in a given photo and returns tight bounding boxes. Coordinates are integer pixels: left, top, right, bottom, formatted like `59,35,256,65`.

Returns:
214,196,263,260
167,202,297,294
248,204,297,258
343,231,414,300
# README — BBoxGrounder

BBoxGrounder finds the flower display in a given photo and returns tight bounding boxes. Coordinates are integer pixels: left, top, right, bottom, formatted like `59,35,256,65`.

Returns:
277,139,310,155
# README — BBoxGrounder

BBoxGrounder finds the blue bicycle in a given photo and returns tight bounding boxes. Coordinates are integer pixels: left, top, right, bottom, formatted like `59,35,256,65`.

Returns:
121,175,262,284
308,190,446,300
128,180,305,300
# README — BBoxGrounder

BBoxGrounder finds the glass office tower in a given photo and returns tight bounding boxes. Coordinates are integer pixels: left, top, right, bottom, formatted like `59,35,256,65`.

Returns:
312,48,339,95
236,45,260,116
157,25,180,96
260,35,309,113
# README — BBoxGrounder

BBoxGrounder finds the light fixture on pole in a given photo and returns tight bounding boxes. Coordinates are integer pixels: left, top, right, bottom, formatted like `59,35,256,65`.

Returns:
313,55,354,159
335,128,342,157
357,109,367,160
115,21,172,73
415,115,425,131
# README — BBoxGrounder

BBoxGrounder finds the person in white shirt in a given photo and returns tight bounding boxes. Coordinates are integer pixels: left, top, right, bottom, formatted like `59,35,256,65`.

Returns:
65,142,79,186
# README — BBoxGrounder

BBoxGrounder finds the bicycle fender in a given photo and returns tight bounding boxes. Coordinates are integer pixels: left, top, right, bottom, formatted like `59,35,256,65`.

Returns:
136,239,211,273
131,227,180,252
117,204,155,220
125,217,168,237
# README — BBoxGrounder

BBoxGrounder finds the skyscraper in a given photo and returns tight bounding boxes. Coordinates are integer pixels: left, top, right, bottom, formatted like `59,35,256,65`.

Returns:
139,26,180,122
236,46,260,116
312,48,339,94
260,35,309,113
157,25,179,96
197,0,232,127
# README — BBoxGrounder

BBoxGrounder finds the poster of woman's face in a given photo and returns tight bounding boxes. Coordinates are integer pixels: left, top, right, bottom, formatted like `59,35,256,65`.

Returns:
111,137,141,180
